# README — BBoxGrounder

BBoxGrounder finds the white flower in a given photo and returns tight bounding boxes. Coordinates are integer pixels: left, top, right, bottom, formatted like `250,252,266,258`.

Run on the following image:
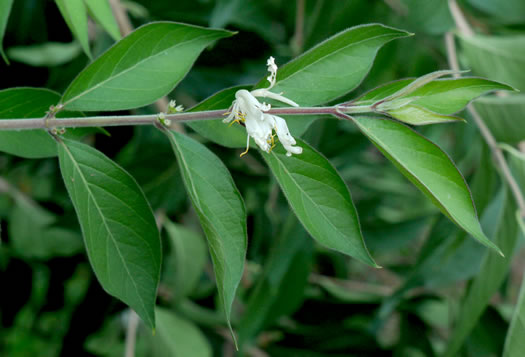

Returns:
168,100,184,113
224,57,302,157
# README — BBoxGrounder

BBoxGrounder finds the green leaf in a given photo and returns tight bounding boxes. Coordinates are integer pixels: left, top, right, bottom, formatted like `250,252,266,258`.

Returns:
163,220,208,303
153,308,211,357
386,105,463,125
61,22,233,111
458,33,525,91
9,197,83,260
467,0,525,25
85,0,121,41
57,138,161,329
55,0,91,59
474,94,525,144
503,264,525,357
0,87,93,159
0,0,13,64
399,0,454,35
188,24,409,148
164,129,247,340
262,139,377,266
238,215,312,346
187,85,248,148
354,76,513,114
443,188,520,357
254,24,411,107
7,41,82,67
351,116,502,254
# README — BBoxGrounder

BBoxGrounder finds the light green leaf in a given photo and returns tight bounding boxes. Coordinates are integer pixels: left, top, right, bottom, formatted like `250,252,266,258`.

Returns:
61,22,233,111
467,0,525,25
443,188,520,357
0,87,93,159
55,0,91,59
163,220,207,303
164,130,247,340
255,24,411,107
386,104,463,125
0,0,13,64
351,116,502,254
354,76,513,114
503,268,525,357
8,41,82,67
85,0,121,41
458,33,525,91
153,308,211,357
57,138,161,329
262,139,377,266
474,94,525,144
10,197,83,260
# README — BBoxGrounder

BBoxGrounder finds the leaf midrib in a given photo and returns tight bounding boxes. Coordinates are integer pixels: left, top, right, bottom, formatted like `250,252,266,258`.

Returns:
60,141,151,326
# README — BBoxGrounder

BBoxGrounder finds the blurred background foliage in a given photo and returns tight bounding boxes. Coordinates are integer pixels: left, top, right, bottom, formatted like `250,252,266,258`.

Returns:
0,0,524,356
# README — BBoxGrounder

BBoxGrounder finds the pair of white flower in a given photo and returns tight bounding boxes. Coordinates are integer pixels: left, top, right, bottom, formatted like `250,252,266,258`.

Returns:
223,57,303,157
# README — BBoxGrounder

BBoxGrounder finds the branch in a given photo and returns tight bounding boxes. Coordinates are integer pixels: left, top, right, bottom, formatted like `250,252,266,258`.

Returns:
0,105,373,131
445,8,525,217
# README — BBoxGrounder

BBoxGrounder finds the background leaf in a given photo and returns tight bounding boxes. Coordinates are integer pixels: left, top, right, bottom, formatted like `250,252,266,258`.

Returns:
503,264,525,357
164,130,247,337
152,308,211,357
7,42,82,67
474,94,525,144
55,0,91,59
61,22,233,111
262,139,377,266
351,116,501,254
85,0,121,41
0,0,13,64
443,188,520,357
57,138,161,329
458,33,525,91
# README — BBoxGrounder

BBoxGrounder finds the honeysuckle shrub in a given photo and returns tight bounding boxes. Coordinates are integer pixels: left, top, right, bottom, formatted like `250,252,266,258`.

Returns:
1,1,525,356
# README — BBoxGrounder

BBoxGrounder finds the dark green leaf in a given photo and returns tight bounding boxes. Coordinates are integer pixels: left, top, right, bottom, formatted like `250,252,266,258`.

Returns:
351,116,502,254
61,22,233,111
57,138,161,329
467,0,525,25
164,130,247,339
238,215,312,346
443,188,520,357
262,139,377,266
254,24,411,106
0,87,92,158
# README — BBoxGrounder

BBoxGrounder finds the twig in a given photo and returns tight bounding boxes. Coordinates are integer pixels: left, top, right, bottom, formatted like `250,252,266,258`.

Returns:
0,105,371,131
445,10,525,217
124,310,139,357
